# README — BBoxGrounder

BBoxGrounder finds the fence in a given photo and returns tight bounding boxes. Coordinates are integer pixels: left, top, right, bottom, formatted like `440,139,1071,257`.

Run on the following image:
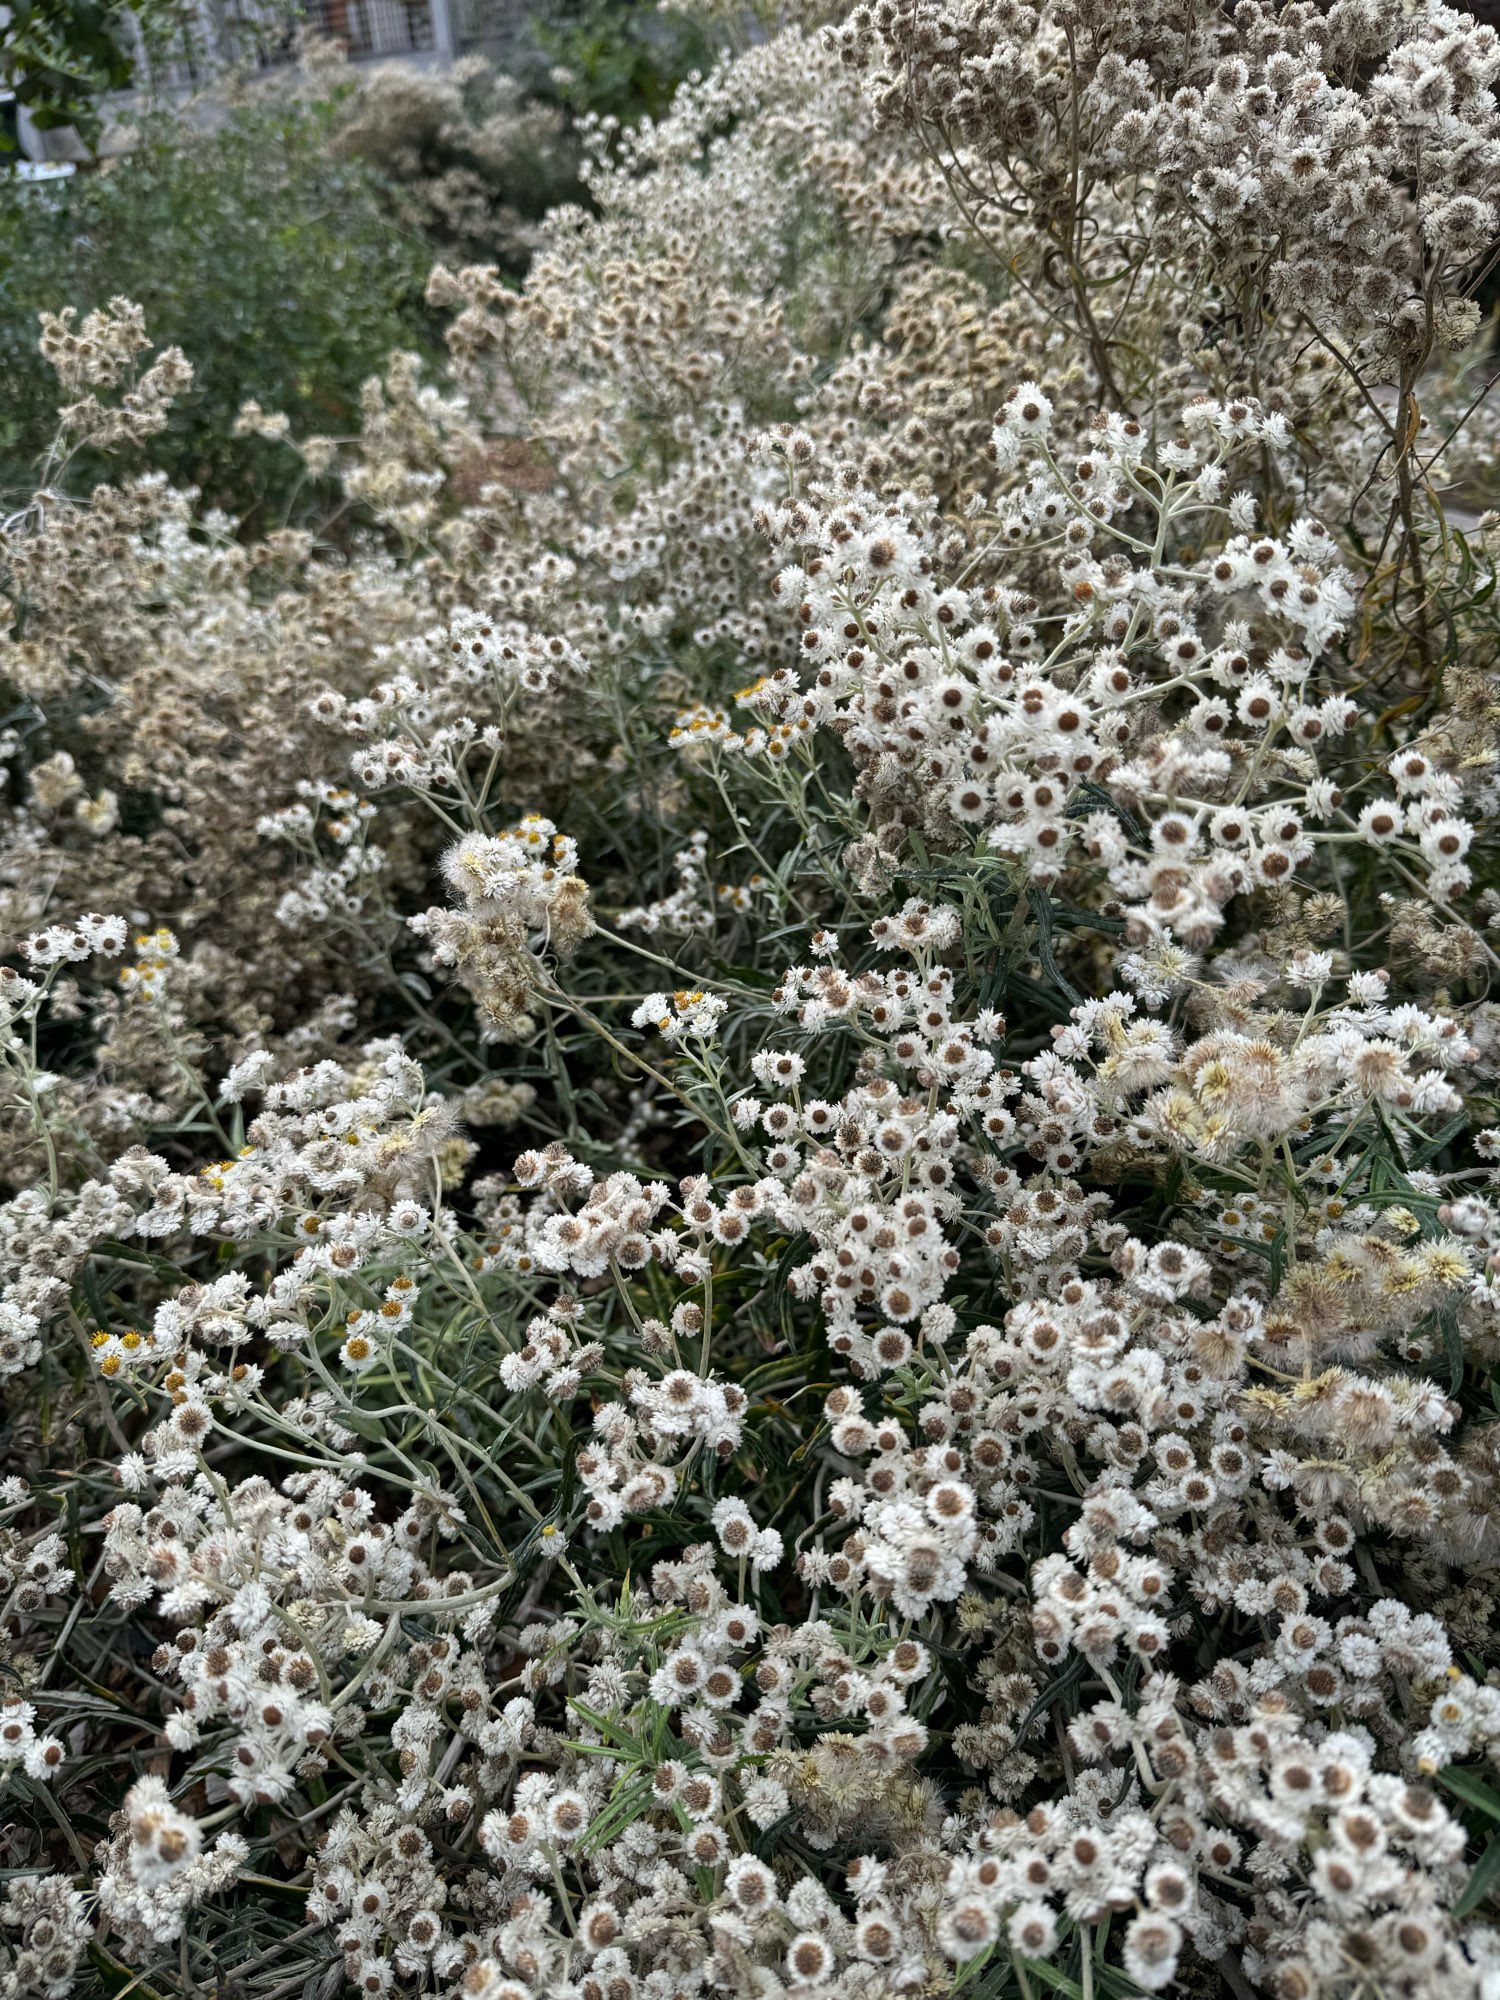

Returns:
5,0,526,159
124,0,519,94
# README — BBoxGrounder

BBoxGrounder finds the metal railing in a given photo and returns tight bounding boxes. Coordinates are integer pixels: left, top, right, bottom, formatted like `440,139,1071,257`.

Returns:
303,0,436,54
125,0,517,92
4,0,526,156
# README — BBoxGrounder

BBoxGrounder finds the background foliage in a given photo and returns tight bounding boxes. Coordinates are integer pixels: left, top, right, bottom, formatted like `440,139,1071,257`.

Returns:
0,90,440,515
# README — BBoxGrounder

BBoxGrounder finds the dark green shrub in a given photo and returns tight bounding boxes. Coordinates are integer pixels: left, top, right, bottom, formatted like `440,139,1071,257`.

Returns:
0,86,438,516
523,0,714,125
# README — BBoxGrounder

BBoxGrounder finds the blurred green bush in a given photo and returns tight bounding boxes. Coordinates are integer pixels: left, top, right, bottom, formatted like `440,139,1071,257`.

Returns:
0,11,711,518
0,88,437,518
523,0,714,126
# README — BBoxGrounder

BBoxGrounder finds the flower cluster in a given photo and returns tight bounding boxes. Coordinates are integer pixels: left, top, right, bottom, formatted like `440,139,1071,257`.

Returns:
5,1,1500,1997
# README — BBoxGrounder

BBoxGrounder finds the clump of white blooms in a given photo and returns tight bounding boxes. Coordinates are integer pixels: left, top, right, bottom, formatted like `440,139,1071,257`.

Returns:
5,2,1500,1997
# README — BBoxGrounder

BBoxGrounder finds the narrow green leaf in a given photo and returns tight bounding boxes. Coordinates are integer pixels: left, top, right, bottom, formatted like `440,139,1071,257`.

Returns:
1439,1767,1500,1822
1455,1837,1500,1919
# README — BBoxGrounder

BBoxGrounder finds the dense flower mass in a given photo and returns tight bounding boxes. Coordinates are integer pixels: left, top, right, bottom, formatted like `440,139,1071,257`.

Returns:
4,4,1500,1997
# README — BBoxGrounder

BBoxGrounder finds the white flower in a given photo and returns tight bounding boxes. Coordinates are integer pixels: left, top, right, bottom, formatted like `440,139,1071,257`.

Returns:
1005,380,1054,436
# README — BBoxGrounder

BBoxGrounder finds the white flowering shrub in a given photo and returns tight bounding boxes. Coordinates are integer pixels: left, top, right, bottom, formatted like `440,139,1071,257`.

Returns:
4,6,1500,1998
